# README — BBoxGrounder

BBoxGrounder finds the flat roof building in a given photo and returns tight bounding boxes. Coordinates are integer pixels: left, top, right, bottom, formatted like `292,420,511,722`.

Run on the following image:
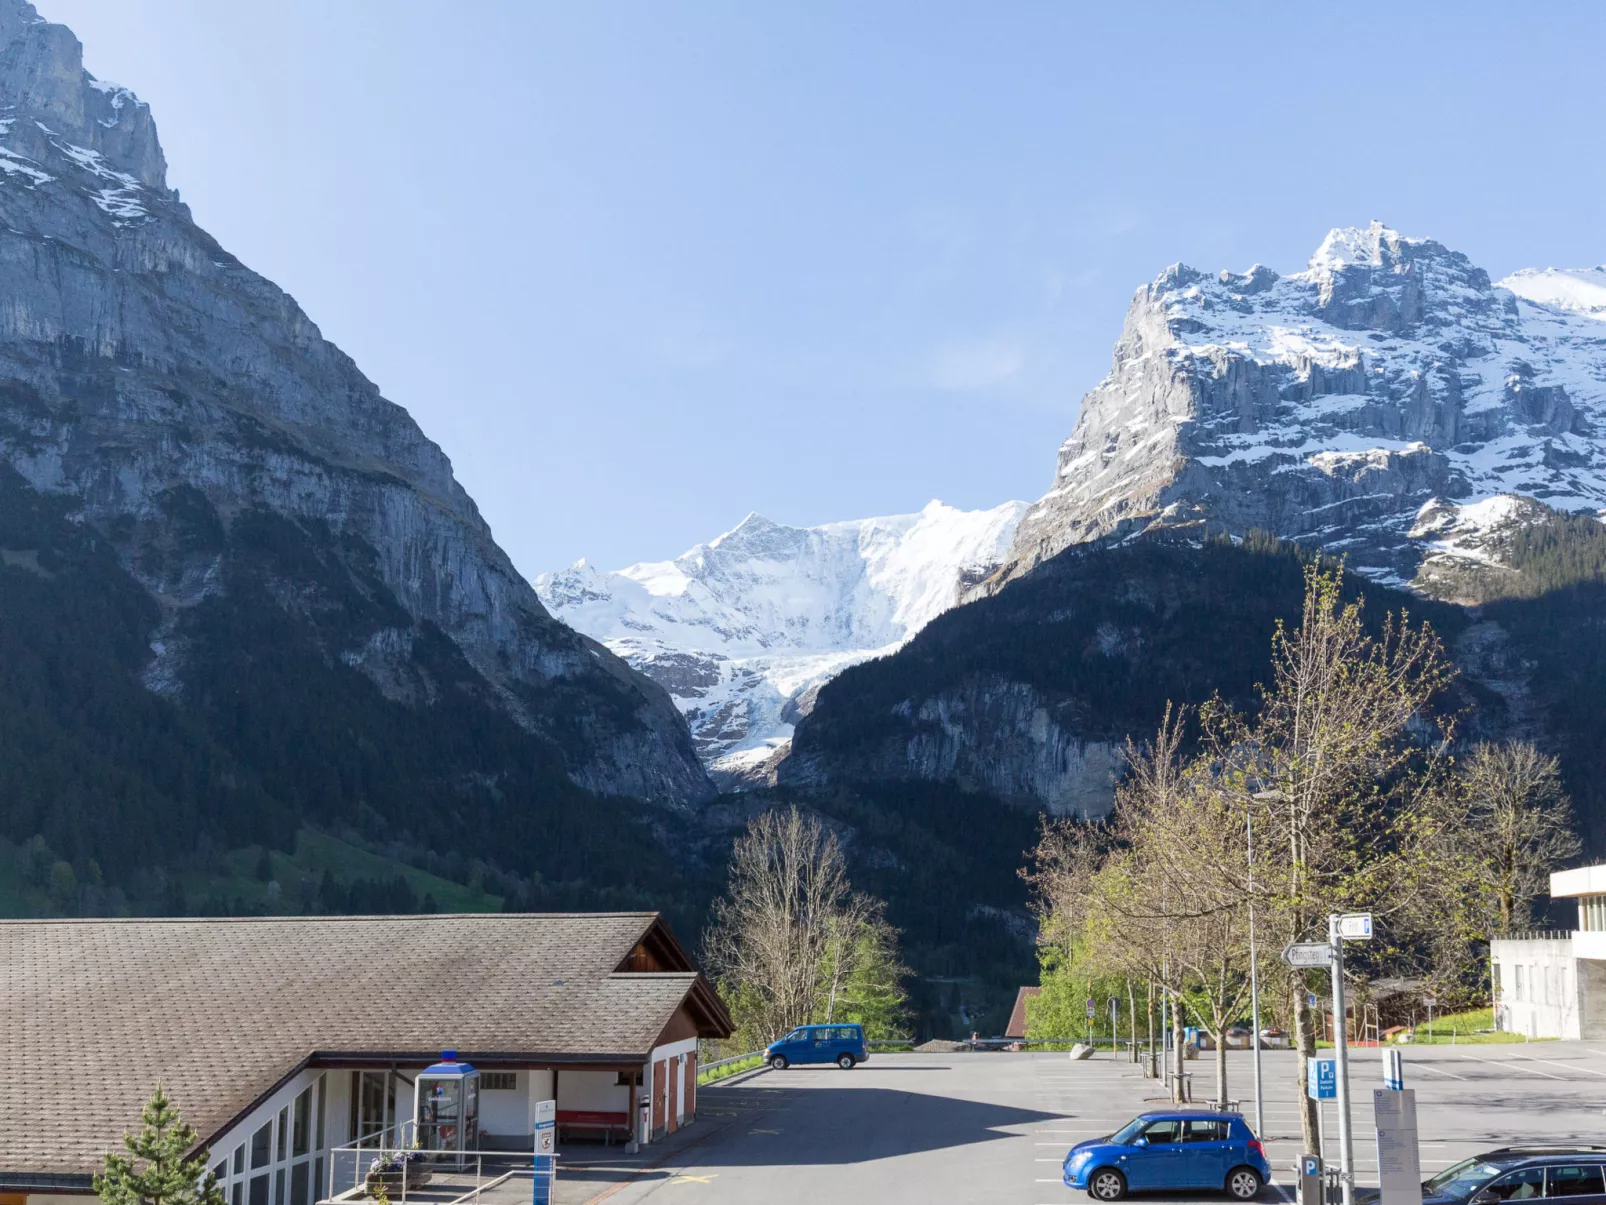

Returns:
0,912,732,1205
1492,865,1606,1040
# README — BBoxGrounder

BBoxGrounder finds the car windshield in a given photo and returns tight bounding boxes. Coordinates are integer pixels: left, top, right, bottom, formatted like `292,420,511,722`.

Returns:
1425,1159,1504,1198
784,1029,805,1041
1111,1118,1149,1145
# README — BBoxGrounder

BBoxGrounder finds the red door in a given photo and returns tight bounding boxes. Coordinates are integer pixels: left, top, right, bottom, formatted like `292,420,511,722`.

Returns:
652,1059,666,1137
667,1056,680,1134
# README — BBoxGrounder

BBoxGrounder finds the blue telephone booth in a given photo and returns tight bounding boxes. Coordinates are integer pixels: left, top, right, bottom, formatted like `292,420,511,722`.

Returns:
414,1050,481,1161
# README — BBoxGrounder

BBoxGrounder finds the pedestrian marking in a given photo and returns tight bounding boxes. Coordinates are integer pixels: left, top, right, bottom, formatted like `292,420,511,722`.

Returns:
1456,1051,1566,1080
668,1173,719,1184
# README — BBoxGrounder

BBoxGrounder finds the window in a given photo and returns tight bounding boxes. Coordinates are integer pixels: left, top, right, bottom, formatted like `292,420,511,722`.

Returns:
313,1159,323,1204
1141,1120,1182,1144
248,1174,269,1205
251,1122,272,1169
290,1162,310,1205
1183,1119,1228,1142
274,1169,285,1205
1489,1168,1545,1201
292,1088,310,1157
481,1072,517,1091
276,1108,288,1162
233,1146,245,1176
314,1076,326,1151
1547,1166,1605,1198
212,1161,226,1186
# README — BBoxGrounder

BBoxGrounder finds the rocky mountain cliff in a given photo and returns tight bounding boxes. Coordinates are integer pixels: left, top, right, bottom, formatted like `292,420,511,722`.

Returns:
996,222,1606,594
0,0,711,814
537,501,1025,786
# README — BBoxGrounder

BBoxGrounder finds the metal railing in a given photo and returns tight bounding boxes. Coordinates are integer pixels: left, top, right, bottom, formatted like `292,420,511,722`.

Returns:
323,1125,499,1205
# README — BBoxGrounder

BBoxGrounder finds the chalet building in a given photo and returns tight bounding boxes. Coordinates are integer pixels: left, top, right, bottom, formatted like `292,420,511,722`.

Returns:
0,912,732,1205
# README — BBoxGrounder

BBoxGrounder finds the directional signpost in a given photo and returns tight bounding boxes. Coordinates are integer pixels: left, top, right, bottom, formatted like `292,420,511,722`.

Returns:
1283,942,1336,968
1281,915,1372,1205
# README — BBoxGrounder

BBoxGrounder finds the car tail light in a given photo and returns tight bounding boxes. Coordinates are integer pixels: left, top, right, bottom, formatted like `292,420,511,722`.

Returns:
1248,1139,1266,1159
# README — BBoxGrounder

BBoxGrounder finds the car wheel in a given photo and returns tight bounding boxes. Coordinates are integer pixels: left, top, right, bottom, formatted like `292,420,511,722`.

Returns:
1088,1168,1127,1201
1226,1167,1262,1200
769,1055,788,1070
837,1054,855,1070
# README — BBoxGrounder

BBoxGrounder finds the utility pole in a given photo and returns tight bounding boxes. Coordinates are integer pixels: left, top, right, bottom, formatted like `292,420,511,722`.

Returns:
1329,915,1355,1205
1247,807,1264,1139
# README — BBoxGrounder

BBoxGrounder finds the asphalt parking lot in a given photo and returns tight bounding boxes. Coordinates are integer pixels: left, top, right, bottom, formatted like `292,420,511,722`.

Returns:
580,1041,1606,1205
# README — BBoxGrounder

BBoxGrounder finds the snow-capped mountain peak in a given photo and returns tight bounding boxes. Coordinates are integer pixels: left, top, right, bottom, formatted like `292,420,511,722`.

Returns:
1001,223,1606,590
536,499,1026,785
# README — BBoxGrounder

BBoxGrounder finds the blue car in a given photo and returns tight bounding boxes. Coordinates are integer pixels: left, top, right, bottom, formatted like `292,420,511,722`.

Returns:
1063,1111,1272,1201
764,1023,870,1070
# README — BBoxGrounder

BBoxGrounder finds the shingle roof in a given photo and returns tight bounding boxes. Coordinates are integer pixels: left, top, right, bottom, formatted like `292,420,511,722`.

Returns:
0,912,730,1179
1005,986,1041,1039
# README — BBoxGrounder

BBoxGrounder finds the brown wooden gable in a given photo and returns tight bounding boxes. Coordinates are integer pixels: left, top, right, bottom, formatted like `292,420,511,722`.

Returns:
614,914,697,975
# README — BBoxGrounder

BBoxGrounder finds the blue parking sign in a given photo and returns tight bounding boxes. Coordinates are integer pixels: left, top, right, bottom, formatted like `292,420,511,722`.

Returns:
1307,1057,1336,1100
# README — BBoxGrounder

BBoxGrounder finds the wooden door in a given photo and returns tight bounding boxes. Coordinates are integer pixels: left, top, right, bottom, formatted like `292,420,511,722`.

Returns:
685,1051,697,1121
667,1056,680,1134
652,1058,666,1137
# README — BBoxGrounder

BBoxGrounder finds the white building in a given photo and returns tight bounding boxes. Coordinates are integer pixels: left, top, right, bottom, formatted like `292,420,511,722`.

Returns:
0,912,732,1205
1491,865,1606,1039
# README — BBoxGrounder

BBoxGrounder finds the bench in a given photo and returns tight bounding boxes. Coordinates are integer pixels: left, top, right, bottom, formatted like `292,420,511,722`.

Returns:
556,1110,631,1145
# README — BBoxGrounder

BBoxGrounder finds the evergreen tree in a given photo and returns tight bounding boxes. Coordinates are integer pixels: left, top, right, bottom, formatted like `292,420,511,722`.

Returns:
94,1085,225,1205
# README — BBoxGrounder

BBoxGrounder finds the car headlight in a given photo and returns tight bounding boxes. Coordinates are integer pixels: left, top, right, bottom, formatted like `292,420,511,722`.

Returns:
1067,1150,1091,1168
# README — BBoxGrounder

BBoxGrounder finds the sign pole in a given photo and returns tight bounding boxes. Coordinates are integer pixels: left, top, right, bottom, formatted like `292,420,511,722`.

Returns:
1329,917,1355,1205
532,1099,556,1205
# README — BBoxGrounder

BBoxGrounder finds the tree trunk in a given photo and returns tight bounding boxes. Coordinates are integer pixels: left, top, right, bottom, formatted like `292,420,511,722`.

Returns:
1146,981,1156,1072
1171,995,1187,1102
1293,979,1318,1153
1214,1024,1229,1107
1128,980,1139,1064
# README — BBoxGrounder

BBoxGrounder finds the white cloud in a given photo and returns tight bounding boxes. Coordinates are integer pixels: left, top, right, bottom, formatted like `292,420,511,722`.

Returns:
927,335,1028,393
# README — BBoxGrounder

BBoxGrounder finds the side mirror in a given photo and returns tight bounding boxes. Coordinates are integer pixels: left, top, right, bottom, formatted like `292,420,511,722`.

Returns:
1133,1137,1149,1147
1471,1193,1498,1205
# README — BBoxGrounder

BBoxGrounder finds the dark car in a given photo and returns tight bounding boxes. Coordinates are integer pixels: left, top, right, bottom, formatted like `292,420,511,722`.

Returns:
1356,1149,1606,1205
1063,1111,1272,1200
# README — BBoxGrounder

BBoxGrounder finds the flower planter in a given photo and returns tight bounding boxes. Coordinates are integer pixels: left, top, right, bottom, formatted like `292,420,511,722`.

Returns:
364,1163,432,1194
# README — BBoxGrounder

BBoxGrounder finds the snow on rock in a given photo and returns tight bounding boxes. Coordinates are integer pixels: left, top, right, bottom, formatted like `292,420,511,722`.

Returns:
1001,221,1606,592
536,500,1027,786
1500,267,1606,322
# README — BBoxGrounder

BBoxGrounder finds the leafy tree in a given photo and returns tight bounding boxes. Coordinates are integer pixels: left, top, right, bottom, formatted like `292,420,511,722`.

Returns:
94,1085,224,1205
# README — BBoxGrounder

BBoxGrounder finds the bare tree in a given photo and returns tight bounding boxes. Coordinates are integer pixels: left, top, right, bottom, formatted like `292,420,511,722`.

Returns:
1455,741,1581,937
704,806,904,1047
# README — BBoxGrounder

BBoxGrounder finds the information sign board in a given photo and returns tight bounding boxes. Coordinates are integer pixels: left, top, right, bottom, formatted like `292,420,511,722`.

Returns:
1307,1057,1337,1101
533,1099,557,1205
1375,1088,1422,1205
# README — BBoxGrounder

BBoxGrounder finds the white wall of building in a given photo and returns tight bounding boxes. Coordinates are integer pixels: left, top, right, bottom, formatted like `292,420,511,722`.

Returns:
1492,937,1579,1039
557,1069,628,1112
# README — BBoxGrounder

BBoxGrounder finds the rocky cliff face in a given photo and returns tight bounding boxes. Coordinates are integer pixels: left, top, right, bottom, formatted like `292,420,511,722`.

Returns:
999,223,1606,592
0,0,711,806
537,500,1026,786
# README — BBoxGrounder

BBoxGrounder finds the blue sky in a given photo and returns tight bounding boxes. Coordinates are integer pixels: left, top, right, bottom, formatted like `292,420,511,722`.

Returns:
43,0,1606,574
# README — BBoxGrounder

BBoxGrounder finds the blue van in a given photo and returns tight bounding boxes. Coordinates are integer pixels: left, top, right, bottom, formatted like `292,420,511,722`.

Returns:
765,1024,869,1070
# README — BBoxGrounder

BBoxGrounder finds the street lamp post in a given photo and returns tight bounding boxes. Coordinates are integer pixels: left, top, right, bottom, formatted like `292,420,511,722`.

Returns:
1247,807,1264,1140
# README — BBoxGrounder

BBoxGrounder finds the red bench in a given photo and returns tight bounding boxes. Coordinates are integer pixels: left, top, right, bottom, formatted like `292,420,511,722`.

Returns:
556,1110,631,1145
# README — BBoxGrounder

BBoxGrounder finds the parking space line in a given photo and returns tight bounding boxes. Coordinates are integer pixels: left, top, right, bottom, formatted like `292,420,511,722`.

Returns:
1455,1051,1566,1079
1527,1057,1606,1077
1405,1061,1469,1080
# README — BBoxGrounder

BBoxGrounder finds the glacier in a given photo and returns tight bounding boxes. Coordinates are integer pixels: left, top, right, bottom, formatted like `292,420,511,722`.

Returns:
536,500,1026,785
